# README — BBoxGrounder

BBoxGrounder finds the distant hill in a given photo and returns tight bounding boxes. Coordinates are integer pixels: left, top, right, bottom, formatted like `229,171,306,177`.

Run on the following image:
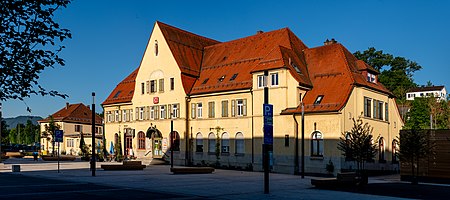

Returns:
3,116,43,129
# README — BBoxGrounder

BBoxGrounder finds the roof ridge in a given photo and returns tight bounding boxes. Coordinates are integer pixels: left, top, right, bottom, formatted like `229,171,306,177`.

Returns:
156,21,219,43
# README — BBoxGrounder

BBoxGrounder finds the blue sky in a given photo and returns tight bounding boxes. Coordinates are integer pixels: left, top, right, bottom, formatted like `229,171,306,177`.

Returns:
3,0,450,118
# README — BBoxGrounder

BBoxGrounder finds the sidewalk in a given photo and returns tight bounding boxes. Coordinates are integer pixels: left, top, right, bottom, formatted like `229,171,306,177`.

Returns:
1,158,408,199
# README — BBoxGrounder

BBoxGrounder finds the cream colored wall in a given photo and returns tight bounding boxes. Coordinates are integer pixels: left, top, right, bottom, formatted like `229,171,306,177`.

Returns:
40,121,102,155
103,103,134,156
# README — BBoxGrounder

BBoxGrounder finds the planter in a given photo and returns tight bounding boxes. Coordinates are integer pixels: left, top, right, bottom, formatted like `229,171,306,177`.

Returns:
6,152,24,158
41,155,76,161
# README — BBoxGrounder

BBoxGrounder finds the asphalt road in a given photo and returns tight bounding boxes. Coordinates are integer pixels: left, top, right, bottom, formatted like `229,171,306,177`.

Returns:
0,173,205,200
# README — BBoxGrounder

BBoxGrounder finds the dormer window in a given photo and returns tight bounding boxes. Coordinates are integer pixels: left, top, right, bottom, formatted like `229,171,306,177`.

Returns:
229,73,238,81
367,72,376,83
314,95,324,105
292,63,301,74
154,40,158,56
218,75,226,82
202,78,209,84
113,91,122,98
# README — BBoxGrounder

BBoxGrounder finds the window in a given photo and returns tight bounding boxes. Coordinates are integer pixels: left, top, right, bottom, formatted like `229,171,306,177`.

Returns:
221,132,230,154
123,110,127,122
285,134,289,147
107,111,112,123
314,95,324,105
311,131,323,157
160,105,166,119
221,100,228,117
172,104,179,118
257,75,266,88
367,73,376,83
113,91,121,98
67,138,74,147
270,73,279,86
130,109,133,121
150,106,155,120
229,73,238,81
392,140,399,163
208,133,215,153
154,40,158,56
170,78,174,90
202,78,209,84
235,132,244,155
150,80,156,93
385,102,389,121
141,83,145,94
378,101,383,120
75,125,82,132
138,131,145,149
292,63,301,73
218,75,225,82
191,103,196,119
364,97,372,117
146,81,150,94
379,138,385,162
197,103,203,118
139,107,144,120
208,101,215,118
159,79,164,92
115,110,120,122
196,133,203,152
236,99,247,116
95,127,102,134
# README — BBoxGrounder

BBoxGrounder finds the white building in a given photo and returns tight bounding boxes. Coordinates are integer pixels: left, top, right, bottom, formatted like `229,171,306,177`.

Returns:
406,86,447,101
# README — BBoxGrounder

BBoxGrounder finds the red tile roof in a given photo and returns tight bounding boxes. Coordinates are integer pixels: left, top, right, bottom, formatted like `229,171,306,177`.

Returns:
191,28,311,95
281,43,393,114
39,103,103,125
103,22,396,115
102,67,139,105
157,21,220,93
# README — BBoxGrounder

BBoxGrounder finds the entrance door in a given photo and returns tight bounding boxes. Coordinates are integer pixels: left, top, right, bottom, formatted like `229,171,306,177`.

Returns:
153,137,163,158
125,135,132,157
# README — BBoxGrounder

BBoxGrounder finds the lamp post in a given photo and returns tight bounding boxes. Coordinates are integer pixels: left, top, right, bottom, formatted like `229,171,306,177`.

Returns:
170,112,174,169
301,101,305,179
91,92,96,177
0,102,2,163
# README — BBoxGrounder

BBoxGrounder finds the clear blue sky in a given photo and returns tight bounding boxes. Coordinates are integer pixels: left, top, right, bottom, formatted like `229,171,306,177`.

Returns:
3,0,450,118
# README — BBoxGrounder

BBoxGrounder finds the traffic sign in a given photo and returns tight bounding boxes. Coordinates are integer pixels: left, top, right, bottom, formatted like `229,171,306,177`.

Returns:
263,104,273,145
54,130,64,142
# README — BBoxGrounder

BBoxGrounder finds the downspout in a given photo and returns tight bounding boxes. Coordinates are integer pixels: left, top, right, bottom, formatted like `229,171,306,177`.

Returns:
251,89,254,166
293,114,299,175
185,95,191,166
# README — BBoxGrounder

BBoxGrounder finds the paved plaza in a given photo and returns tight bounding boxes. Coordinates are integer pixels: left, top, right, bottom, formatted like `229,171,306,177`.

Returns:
0,158,441,199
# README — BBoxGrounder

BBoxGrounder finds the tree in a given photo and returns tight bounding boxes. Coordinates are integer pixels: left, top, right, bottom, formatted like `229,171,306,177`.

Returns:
399,129,435,184
41,116,60,154
404,97,431,130
1,120,9,143
0,0,72,101
338,118,378,179
354,47,421,103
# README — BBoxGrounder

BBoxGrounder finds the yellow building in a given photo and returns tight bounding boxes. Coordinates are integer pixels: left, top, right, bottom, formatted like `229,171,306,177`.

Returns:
39,103,103,156
103,22,403,175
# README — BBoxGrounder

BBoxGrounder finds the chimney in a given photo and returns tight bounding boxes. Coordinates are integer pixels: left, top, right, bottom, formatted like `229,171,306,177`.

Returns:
324,38,337,46
256,30,264,35
87,105,90,110
65,102,69,109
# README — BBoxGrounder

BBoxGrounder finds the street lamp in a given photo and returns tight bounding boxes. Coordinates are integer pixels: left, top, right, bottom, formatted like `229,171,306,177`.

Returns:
91,92,96,177
0,102,2,163
170,111,174,169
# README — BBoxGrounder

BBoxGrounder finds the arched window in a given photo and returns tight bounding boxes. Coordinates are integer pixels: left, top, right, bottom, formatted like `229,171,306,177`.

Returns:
208,132,215,153
235,132,244,155
311,131,323,157
154,40,158,56
170,131,180,151
392,139,399,163
138,131,145,149
379,137,385,162
196,132,203,152
221,132,230,153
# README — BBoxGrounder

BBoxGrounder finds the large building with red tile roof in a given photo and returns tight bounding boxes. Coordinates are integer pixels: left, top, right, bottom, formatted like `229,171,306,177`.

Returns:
39,103,103,156
102,21,403,174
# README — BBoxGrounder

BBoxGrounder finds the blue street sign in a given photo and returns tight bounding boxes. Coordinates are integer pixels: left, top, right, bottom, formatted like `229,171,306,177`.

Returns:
55,130,64,143
263,104,273,145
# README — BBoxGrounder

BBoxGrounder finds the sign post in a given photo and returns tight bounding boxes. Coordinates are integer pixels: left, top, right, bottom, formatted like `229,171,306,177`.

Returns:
55,129,63,173
263,103,273,194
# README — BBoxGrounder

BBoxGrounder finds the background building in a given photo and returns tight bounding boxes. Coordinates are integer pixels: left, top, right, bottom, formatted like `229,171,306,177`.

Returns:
406,86,447,101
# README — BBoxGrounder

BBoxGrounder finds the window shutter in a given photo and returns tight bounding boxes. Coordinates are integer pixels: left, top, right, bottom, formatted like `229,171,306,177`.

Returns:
176,103,180,118
166,104,170,118
243,99,247,116
231,100,236,117
135,108,139,120
146,106,150,120
155,106,159,119
118,110,122,122
191,103,196,119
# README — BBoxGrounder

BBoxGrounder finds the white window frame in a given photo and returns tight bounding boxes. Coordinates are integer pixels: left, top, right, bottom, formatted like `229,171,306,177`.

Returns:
172,104,179,118
139,107,144,120
150,106,155,120
257,75,266,88
115,110,119,122
160,105,166,119
270,72,279,86
237,99,244,116
123,110,127,122
197,103,203,118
